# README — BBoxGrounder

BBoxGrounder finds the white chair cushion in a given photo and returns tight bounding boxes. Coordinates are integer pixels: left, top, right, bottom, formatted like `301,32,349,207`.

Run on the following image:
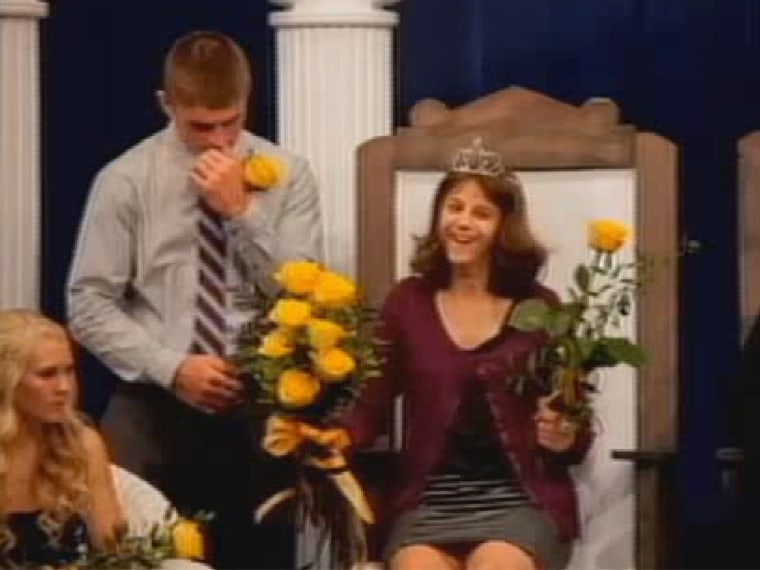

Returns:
109,465,216,569
110,464,177,536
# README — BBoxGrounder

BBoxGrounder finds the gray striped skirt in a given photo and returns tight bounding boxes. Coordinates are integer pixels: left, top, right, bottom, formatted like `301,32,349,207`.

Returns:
383,473,571,569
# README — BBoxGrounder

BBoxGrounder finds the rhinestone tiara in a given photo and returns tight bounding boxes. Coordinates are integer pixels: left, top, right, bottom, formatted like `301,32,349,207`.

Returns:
448,137,508,179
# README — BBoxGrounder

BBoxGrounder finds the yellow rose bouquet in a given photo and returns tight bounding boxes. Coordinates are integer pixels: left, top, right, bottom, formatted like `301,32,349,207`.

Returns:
234,261,382,568
508,219,649,426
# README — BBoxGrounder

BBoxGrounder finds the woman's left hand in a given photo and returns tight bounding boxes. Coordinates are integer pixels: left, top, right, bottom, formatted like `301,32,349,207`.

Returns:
534,397,578,452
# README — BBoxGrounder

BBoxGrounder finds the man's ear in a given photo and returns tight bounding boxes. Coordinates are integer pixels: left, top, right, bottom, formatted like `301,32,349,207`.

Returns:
156,90,172,118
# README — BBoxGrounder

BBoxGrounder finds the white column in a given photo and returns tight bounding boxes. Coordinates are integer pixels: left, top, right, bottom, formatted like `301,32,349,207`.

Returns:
269,3,399,567
269,0,400,277
0,0,48,310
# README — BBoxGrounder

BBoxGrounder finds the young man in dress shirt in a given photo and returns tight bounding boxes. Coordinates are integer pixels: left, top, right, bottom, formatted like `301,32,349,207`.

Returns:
67,30,323,569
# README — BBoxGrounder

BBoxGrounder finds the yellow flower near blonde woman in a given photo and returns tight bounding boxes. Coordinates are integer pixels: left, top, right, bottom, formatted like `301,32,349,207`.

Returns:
172,519,205,560
588,219,631,253
258,329,295,357
275,261,323,295
244,154,287,189
315,347,356,381
312,271,357,308
269,299,312,328
307,318,346,351
278,369,321,407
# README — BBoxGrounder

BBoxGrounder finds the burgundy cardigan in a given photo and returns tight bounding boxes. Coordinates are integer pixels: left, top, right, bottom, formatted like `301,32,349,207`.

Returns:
343,276,592,542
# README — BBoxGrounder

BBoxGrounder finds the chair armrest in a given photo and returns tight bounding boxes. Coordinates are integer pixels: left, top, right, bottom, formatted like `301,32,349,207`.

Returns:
715,446,744,465
715,447,744,497
611,449,675,469
111,464,175,535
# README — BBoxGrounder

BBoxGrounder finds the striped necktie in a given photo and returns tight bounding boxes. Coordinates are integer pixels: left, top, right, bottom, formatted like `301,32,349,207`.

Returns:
191,200,228,355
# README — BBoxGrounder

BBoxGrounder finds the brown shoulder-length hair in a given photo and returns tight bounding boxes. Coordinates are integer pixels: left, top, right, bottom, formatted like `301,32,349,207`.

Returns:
163,31,253,108
410,171,547,298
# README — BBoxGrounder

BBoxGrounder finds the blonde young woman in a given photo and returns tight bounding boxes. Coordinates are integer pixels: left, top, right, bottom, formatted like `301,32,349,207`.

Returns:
0,309,216,570
0,309,124,567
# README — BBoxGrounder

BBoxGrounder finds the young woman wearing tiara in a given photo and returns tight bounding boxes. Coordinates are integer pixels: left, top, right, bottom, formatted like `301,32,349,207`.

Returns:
339,139,593,570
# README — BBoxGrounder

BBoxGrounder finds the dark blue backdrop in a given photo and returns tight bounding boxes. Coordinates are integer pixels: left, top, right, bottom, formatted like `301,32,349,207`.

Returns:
43,1,760,566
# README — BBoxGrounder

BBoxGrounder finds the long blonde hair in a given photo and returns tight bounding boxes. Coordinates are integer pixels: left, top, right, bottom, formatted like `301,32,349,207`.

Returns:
0,309,90,553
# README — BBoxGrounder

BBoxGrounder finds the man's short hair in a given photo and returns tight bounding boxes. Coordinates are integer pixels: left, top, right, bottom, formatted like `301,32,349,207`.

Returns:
163,31,252,108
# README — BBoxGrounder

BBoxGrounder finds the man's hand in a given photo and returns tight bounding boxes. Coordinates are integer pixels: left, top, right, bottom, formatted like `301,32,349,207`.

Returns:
173,355,243,413
190,148,255,218
534,396,578,453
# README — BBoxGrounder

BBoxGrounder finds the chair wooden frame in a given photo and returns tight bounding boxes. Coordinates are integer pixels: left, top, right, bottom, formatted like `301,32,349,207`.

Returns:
355,87,679,569
738,133,760,339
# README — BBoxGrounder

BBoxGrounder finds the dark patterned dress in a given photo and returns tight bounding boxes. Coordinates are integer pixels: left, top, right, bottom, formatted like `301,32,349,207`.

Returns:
1,511,89,569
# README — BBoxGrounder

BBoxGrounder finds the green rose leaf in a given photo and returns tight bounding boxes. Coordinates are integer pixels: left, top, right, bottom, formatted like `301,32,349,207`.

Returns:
546,308,575,337
574,264,591,292
603,337,647,368
583,342,616,369
509,299,551,332
576,338,596,361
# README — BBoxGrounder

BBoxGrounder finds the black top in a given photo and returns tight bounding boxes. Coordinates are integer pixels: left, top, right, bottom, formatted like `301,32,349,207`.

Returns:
428,328,530,506
444,381,512,476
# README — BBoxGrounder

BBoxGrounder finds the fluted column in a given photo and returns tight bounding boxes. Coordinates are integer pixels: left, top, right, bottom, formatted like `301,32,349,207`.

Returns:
269,0,400,277
0,0,48,309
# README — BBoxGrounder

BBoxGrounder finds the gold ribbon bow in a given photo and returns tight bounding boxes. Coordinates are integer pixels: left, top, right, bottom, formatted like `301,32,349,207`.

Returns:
258,416,374,524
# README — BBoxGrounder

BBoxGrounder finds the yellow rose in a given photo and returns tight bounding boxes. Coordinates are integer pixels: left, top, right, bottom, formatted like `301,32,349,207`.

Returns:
275,261,323,295
277,369,321,407
244,154,287,189
312,271,357,308
307,319,346,350
269,299,312,327
315,347,356,382
172,519,205,560
258,329,294,357
588,219,631,253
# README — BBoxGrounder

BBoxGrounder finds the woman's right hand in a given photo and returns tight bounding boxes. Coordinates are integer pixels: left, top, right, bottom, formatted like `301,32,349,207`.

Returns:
534,396,578,453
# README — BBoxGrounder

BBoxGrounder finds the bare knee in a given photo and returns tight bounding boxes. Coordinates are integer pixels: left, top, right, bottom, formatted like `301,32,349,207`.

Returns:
391,544,460,570
466,540,536,570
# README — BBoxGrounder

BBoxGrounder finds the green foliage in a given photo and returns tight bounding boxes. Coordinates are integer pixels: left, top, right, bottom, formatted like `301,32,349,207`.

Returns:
74,510,212,570
509,249,650,422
